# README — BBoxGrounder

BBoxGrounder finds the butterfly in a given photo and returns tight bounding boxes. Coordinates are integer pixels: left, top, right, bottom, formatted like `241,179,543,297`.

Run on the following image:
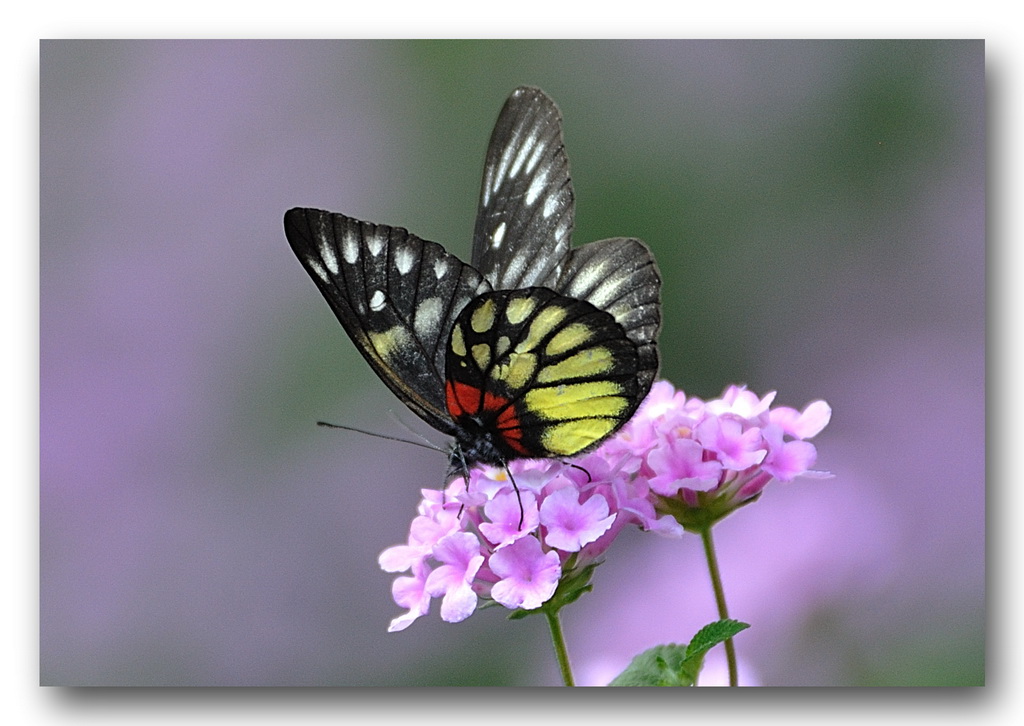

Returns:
284,86,661,485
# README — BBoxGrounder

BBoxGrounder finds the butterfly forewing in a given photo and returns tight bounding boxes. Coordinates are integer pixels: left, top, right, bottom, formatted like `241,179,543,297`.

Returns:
471,86,574,290
471,87,661,398
284,207,492,432
444,288,641,463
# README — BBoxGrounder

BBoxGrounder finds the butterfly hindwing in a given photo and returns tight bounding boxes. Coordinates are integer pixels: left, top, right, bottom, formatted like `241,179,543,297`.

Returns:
471,86,574,290
543,236,661,395
284,207,492,433
444,288,641,463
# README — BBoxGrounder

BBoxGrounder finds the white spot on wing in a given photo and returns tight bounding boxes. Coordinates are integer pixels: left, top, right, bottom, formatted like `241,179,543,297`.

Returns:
525,166,550,206
341,230,359,264
307,257,330,283
508,133,537,179
366,232,385,257
370,289,386,312
319,238,339,274
568,260,606,297
414,297,442,339
492,129,520,194
588,276,625,309
394,247,414,275
525,137,546,173
433,258,449,280
491,221,506,249
542,194,559,219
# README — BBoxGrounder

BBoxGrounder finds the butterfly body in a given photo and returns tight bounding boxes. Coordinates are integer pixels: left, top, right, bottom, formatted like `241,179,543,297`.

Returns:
285,87,661,482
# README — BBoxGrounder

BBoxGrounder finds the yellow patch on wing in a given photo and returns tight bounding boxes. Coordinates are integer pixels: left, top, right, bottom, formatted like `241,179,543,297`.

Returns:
450,324,466,357
505,295,537,325
536,346,615,384
540,418,619,456
471,298,496,333
471,343,491,370
516,305,567,353
545,322,593,357
368,325,413,360
491,351,538,389
524,380,628,420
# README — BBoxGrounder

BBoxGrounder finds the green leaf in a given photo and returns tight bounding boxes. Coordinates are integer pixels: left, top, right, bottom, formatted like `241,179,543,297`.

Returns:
608,619,750,687
686,619,750,660
608,644,692,686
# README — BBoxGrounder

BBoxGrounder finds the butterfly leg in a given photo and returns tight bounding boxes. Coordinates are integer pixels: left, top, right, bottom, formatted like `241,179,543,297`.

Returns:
501,461,526,530
562,460,593,483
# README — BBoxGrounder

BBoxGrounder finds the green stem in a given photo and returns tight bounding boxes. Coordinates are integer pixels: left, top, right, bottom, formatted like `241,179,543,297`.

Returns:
698,524,738,686
545,608,575,686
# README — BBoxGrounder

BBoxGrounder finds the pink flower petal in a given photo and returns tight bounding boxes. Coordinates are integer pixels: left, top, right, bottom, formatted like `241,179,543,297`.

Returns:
489,537,561,610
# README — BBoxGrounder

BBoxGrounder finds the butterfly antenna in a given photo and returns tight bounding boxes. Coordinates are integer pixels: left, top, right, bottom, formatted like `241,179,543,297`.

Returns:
316,421,445,453
386,409,448,451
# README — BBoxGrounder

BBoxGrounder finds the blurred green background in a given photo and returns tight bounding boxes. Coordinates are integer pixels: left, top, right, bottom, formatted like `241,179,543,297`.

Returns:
41,40,983,686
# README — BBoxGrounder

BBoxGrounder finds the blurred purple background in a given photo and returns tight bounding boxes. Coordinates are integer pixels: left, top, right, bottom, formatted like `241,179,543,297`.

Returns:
40,40,983,686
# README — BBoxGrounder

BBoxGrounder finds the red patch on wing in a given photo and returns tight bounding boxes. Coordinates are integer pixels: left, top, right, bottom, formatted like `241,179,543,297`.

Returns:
446,380,529,455
446,380,511,416
446,380,481,417
495,404,529,455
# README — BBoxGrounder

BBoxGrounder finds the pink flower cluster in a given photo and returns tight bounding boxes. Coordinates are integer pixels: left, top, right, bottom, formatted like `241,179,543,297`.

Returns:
618,381,832,512
379,381,830,631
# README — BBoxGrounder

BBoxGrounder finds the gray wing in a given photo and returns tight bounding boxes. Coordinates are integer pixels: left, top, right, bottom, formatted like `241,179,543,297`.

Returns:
543,237,662,395
471,86,574,290
285,207,492,431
